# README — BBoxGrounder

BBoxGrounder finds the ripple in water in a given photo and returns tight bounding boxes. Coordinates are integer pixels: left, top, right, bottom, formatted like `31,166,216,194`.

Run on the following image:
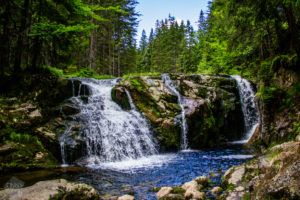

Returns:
72,148,253,199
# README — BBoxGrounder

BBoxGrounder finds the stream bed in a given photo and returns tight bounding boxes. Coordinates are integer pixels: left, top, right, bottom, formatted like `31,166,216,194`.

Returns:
0,146,252,199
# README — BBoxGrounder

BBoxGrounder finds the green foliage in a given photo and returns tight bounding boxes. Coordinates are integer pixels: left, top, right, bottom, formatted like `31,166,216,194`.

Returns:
130,79,144,92
41,65,115,79
43,66,64,77
135,16,199,74
0,128,57,169
243,192,251,200
9,131,42,146
123,72,161,79
293,122,300,136
257,85,280,103
0,0,138,78
196,0,300,83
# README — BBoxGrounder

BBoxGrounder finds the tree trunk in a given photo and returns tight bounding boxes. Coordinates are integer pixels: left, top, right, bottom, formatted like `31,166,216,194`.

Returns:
0,2,10,77
14,0,31,74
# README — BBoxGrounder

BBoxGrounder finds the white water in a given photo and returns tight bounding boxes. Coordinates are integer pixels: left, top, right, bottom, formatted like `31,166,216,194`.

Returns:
60,78,158,164
162,74,188,150
231,75,259,143
86,154,176,172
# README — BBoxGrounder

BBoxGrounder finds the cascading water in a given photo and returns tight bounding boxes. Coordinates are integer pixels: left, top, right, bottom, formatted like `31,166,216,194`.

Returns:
161,74,188,150
60,78,158,165
231,75,259,143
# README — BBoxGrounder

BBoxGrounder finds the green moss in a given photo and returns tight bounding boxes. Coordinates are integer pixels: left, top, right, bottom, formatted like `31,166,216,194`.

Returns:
242,192,251,200
0,128,58,170
130,79,144,92
197,86,208,98
151,187,161,192
123,72,161,78
293,121,300,132
128,77,163,119
172,187,185,194
49,186,99,200
225,183,235,191
65,68,114,79
156,124,181,150
41,65,115,79
257,85,283,104
42,66,64,77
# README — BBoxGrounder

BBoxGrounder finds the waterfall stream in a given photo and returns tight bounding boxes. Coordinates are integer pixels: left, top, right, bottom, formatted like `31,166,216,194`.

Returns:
231,75,259,144
60,78,158,165
162,74,188,150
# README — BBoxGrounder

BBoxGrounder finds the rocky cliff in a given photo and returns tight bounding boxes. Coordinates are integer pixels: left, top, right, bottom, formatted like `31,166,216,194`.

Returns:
112,74,245,151
0,72,76,171
218,68,300,200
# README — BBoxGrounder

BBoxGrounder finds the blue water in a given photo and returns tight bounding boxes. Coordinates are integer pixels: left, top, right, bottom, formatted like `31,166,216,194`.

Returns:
72,147,252,199
0,147,252,199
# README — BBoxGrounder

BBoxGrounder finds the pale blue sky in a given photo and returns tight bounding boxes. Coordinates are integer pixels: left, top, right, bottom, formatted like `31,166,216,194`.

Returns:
136,0,210,41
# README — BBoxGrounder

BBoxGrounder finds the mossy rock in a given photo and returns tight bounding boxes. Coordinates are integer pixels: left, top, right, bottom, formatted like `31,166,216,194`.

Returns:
111,86,131,110
156,121,181,151
0,128,58,171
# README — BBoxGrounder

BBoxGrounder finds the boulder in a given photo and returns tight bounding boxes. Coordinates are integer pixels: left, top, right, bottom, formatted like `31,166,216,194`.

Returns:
0,144,16,156
118,194,134,200
157,187,173,199
61,104,80,116
184,189,205,200
296,134,300,142
29,109,42,119
111,87,131,110
211,186,223,196
226,191,245,200
181,180,200,191
225,166,245,185
163,194,185,200
0,179,97,200
194,176,209,186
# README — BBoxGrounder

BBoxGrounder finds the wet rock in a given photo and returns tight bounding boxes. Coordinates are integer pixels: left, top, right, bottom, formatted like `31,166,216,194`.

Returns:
0,144,16,155
0,179,97,200
35,152,46,160
111,87,131,110
235,186,244,192
4,177,24,189
223,141,300,199
61,104,80,116
36,127,56,141
226,191,245,200
194,175,209,186
157,187,173,199
115,74,245,150
211,186,223,196
163,194,185,200
224,166,245,185
118,194,134,200
246,124,260,146
29,109,42,119
184,189,205,200
181,180,200,191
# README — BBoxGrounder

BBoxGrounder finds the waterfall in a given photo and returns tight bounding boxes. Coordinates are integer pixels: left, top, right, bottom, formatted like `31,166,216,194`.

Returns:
231,75,259,144
162,74,188,150
60,78,158,164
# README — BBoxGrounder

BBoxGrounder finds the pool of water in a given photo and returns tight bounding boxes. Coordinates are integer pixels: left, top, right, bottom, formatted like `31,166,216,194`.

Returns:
0,147,253,199
77,147,252,199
